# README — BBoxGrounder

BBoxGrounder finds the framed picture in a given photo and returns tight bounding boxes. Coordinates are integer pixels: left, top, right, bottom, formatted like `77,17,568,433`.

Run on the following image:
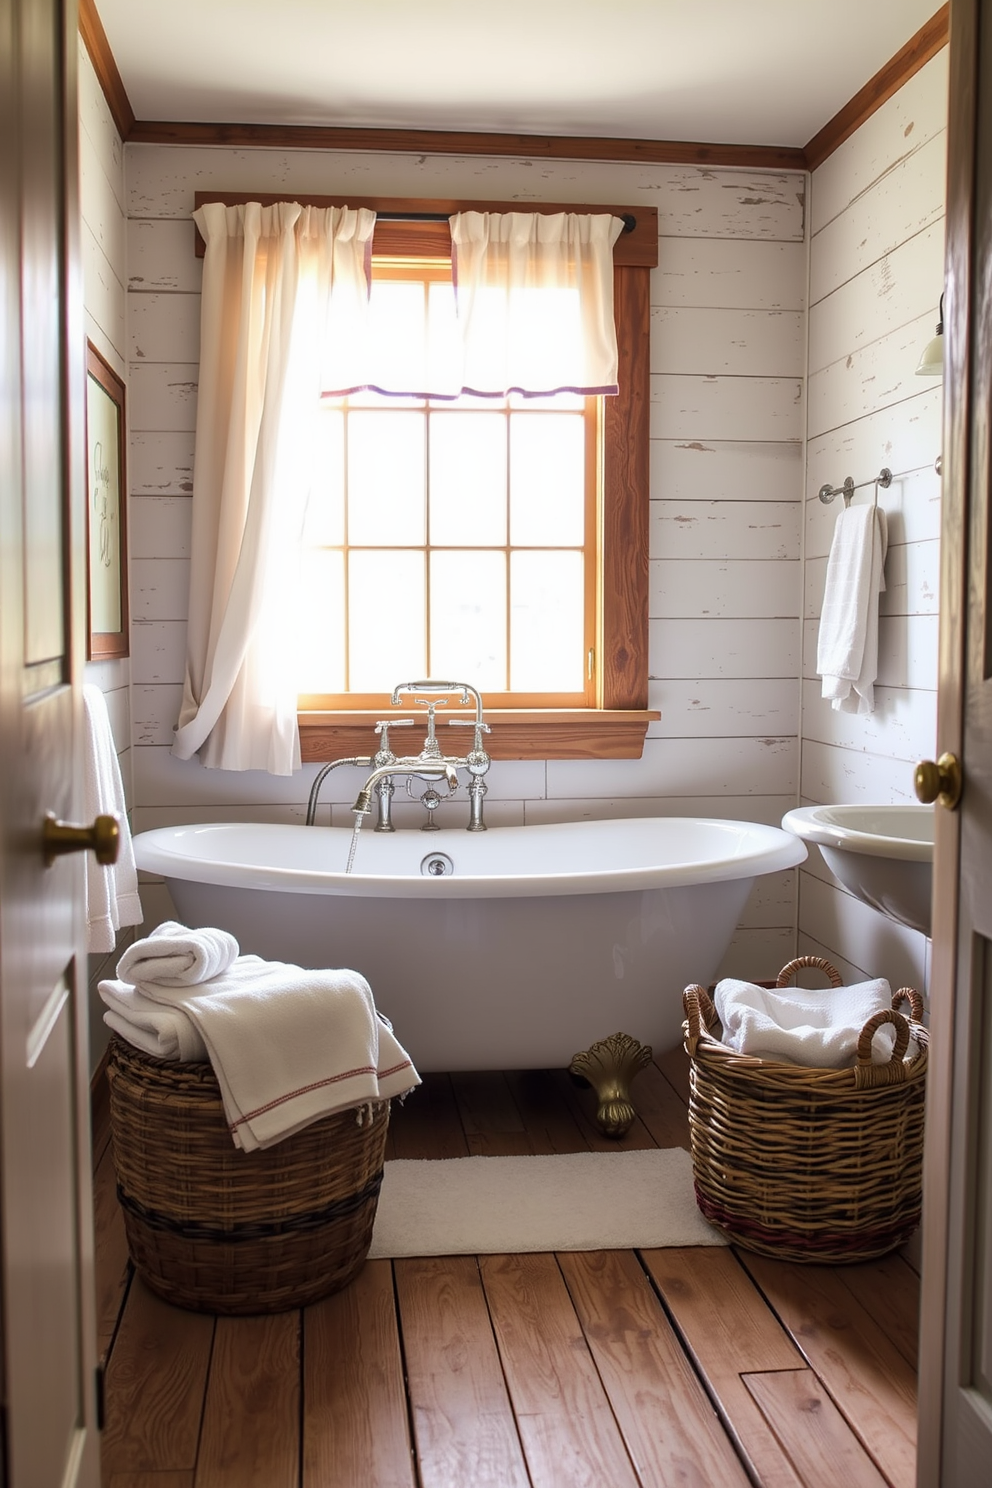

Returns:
85,342,128,659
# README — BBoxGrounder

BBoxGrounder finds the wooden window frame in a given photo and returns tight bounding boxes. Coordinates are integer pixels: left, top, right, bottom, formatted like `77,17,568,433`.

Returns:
194,193,658,759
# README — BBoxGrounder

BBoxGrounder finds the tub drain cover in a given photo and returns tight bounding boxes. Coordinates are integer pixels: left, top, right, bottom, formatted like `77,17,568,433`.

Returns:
421,852,454,877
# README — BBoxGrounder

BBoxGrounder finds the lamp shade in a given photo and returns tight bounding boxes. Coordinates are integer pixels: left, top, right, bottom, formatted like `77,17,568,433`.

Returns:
916,332,943,376
916,293,944,377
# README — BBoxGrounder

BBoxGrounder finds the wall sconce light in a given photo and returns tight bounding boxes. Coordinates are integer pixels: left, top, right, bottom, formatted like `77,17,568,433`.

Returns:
916,293,944,376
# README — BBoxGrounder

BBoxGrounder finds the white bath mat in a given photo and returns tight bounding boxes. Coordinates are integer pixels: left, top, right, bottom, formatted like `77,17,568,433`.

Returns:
367,1148,726,1257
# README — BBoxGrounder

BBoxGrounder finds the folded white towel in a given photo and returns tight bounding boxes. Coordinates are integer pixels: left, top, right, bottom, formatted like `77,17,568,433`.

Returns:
816,504,888,714
102,953,420,1150
714,976,900,1067
117,919,239,987
82,685,143,953
100,979,208,1061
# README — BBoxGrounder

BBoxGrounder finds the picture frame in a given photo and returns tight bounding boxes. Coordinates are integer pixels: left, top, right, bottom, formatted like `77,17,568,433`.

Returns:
85,341,129,659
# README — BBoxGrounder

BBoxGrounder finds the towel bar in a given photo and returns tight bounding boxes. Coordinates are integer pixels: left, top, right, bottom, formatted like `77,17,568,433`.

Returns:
818,455,942,506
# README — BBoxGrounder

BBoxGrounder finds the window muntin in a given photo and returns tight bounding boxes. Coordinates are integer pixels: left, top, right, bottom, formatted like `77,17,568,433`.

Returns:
297,257,599,711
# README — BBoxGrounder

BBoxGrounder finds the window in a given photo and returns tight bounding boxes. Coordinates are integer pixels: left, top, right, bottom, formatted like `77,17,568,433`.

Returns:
192,193,658,760
297,259,599,710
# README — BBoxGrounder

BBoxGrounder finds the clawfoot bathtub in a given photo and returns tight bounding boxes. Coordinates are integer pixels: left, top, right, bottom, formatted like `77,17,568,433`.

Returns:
133,816,805,1073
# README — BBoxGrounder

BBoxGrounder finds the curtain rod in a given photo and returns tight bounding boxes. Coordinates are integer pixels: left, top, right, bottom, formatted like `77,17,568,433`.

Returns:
376,210,637,233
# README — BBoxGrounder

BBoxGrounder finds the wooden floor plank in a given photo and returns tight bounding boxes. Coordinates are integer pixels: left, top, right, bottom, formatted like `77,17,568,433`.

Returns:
100,1278,215,1477
480,1252,640,1488
502,1069,591,1155
832,1253,920,1371
653,1047,691,1105
107,1475,194,1487
744,1369,891,1488
642,1248,807,1488
395,1256,530,1488
740,1253,917,1488
93,1139,132,1361
194,1313,300,1488
387,1071,470,1160
303,1261,415,1488
559,1249,752,1488
450,1070,534,1156
626,1061,692,1149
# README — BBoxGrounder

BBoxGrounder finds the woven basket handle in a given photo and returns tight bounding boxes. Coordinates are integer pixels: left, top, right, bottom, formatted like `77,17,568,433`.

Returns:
776,955,843,988
683,983,719,1054
854,1008,913,1088
892,986,925,1022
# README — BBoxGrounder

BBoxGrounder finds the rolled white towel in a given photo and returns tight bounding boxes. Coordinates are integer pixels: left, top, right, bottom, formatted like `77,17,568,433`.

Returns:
714,976,900,1067
116,920,239,988
100,977,207,1061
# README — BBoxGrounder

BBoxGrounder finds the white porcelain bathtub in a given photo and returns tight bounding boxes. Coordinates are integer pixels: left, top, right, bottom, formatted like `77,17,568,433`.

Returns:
133,817,806,1071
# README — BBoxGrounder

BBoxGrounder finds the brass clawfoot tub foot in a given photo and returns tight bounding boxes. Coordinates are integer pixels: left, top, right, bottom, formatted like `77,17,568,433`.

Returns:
568,1031,653,1138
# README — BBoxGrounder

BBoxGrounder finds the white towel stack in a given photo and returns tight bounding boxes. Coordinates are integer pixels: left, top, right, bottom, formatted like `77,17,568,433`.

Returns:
100,921,420,1149
816,504,888,714
714,975,904,1068
82,684,143,952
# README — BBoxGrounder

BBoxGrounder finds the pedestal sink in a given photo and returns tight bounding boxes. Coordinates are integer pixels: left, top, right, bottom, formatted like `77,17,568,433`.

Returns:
781,803,934,936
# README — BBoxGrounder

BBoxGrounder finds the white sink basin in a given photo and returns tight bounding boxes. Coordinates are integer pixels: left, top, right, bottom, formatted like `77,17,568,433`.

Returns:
781,804,934,935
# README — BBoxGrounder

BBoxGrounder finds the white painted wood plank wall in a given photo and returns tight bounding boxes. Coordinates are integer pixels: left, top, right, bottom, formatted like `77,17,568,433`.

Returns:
799,49,949,1000
78,37,134,1064
123,144,806,988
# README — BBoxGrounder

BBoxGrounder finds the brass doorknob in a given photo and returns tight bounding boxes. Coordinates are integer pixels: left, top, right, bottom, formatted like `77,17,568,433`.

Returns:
914,753,963,810
42,812,120,867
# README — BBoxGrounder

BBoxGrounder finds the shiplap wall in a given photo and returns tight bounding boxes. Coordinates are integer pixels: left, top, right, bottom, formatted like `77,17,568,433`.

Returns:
79,35,135,1063
798,49,948,999
125,146,806,991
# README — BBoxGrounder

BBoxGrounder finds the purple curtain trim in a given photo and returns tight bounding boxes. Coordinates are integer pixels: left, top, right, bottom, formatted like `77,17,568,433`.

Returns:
318,383,619,401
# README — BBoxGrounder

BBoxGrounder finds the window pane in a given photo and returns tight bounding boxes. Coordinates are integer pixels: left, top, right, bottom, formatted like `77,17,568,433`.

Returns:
429,413,506,545
348,550,425,690
510,413,585,545
348,410,425,545
297,550,345,692
430,551,506,690
302,408,344,546
510,551,584,692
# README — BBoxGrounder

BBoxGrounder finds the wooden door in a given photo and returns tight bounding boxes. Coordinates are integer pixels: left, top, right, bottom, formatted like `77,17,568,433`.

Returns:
0,0,100,1483
917,0,992,1483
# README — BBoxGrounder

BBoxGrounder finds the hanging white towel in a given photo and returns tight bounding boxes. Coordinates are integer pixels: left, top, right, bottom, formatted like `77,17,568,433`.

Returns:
101,953,420,1149
816,504,888,714
116,919,239,987
82,685,143,953
714,976,902,1067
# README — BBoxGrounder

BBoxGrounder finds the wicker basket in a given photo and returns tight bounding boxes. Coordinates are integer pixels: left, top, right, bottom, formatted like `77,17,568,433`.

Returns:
106,1036,390,1314
682,955,928,1264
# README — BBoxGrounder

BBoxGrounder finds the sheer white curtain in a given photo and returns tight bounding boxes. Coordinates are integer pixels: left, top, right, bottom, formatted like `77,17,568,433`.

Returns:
172,201,375,774
449,211,624,397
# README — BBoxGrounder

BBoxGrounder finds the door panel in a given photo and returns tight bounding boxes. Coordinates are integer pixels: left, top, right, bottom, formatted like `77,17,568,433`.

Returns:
0,0,99,1484
918,1,992,1482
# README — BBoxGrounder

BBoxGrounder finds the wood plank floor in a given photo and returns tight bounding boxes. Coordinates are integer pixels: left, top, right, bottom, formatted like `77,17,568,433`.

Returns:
94,1060,920,1488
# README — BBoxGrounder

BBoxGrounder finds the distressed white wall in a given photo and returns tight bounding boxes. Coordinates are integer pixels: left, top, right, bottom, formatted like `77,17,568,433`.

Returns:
798,50,948,999
79,35,134,1064
125,144,807,1000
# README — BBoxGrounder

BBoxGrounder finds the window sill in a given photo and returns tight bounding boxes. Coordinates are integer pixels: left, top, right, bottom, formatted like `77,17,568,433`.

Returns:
298,709,659,762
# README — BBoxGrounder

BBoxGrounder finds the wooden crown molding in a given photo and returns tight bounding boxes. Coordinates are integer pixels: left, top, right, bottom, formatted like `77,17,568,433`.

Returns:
131,119,805,171
79,2,948,185
804,4,949,171
78,0,134,140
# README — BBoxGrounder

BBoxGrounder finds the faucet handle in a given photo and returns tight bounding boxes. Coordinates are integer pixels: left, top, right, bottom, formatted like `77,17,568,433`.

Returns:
373,717,414,765
448,718,491,733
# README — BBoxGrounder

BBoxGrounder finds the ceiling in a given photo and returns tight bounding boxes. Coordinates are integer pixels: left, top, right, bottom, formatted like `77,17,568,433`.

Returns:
94,0,941,148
